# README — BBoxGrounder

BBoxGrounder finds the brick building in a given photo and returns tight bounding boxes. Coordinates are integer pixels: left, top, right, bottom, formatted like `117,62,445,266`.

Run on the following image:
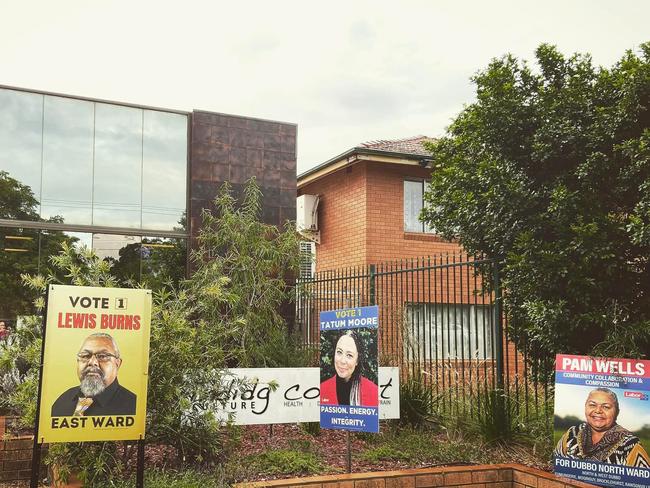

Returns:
297,136,521,390
297,136,459,271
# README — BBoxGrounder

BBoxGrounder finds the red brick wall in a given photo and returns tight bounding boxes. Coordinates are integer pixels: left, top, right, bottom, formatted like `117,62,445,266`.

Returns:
299,161,460,272
299,163,368,271
235,464,598,488
365,163,459,265
0,435,33,483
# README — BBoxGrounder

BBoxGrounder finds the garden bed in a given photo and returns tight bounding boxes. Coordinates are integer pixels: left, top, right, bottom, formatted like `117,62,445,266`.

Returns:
225,423,552,483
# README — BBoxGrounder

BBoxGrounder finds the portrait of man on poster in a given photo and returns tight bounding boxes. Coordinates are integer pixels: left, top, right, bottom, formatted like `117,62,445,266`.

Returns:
51,333,137,417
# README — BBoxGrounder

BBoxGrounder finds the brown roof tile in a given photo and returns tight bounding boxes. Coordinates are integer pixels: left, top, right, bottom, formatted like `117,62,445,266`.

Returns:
358,135,434,157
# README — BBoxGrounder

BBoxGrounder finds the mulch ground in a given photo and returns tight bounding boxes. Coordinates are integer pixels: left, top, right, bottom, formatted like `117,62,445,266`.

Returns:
0,424,551,487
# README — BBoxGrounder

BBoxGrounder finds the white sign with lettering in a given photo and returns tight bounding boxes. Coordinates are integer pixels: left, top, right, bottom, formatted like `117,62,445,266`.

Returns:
218,367,399,425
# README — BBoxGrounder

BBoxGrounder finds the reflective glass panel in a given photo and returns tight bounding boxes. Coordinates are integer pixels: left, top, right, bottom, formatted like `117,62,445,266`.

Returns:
93,104,143,228
141,236,187,290
93,233,141,283
41,96,94,224
39,230,93,282
0,227,40,321
0,89,43,215
142,111,187,231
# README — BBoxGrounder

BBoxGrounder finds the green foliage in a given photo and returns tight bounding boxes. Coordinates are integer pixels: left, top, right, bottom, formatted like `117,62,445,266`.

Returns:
190,178,302,367
361,427,486,465
244,448,324,476
108,468,229,488
0,178,303,485
439,385,553,455
300,421,321,436
361,444,411,463
0,171,76,318
399,377,438,428
421,43,650,364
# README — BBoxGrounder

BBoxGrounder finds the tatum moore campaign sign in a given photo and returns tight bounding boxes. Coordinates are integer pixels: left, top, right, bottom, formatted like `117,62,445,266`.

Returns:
320,306,379,433
554,354,650,488
37,285,152,443
217,367,399,424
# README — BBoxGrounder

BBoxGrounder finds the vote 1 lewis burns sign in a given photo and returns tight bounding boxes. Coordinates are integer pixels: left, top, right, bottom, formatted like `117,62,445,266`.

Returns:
37,285,152,443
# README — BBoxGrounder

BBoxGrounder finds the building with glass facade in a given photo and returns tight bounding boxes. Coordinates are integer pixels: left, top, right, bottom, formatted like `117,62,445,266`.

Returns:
0,85,297,323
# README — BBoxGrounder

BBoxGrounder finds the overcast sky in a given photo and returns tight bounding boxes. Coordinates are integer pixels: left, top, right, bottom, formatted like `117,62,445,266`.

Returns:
1,1,648,174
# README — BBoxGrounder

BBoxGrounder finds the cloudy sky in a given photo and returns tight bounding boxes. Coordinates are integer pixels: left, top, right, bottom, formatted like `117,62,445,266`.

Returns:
1,1,648,174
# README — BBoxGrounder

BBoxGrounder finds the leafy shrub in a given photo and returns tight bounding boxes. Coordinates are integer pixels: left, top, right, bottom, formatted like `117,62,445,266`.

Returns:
246,449,324,475
399,377,438,428
109,468,229,488
299,422,321,436
361,445,411,462
0,178,304,485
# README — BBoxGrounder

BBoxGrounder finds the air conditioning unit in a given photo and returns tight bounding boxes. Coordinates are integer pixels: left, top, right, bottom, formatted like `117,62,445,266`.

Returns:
296,195,319,231
297,195,320,244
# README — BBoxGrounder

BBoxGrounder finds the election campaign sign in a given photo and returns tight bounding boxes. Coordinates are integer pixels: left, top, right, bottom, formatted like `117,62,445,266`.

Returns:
554,354,650,487
37,285,152,443
215,367,399,424
320,305,379,433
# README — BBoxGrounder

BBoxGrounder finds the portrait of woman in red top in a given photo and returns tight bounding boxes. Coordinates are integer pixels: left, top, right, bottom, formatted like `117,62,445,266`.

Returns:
320,329,378,407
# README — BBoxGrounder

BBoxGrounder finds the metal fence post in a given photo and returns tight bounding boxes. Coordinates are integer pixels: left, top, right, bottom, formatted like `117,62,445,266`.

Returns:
369,264,376,306
493,260,505,391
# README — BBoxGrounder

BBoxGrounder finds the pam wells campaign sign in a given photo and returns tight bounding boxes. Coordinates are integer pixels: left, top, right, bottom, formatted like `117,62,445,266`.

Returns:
554,354,650,488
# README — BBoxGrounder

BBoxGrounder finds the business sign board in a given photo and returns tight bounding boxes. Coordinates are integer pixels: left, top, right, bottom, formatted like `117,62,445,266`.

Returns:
217,367,399,424
320,305,379,433
554,354,650,487
37,285,152,443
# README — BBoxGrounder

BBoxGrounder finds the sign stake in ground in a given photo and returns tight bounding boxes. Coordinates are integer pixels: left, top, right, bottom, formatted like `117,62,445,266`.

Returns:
320,305,380,472
30,285,152,488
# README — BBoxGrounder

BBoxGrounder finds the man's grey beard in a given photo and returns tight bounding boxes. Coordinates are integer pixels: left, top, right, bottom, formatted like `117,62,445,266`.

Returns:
80,369,106,397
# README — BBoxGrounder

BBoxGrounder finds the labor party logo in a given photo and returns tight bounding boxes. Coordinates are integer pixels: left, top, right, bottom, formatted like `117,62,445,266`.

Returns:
37,285,152,443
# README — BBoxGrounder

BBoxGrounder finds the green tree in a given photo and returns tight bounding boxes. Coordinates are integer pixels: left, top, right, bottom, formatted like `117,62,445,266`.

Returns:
0,171,74,319
421,43,650,363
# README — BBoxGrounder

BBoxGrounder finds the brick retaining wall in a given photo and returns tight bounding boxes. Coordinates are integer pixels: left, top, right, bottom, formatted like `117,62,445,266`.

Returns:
0,434,33,483
235,464,598,488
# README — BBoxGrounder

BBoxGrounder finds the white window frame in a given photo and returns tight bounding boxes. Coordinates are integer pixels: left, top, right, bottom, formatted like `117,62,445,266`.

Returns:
403,179,435,234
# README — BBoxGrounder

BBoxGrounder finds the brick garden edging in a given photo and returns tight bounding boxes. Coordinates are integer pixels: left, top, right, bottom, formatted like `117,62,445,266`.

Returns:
234,464,598,488
0,434,33,483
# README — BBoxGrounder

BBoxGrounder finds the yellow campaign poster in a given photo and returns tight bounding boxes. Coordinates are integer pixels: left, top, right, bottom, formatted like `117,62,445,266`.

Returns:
37,284,152,443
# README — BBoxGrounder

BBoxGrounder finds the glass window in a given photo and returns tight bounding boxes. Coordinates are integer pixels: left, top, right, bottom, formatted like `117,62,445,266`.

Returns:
141,237,187,289
92,234,142,283
0,227,40,321
93,104,143,228
404,180,434,233
0,89,43,211
41,96,94,225
142,111,187,231
405,303,494,360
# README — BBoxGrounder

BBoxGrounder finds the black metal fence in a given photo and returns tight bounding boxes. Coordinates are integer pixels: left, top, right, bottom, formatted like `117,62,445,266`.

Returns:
296,253,551,423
